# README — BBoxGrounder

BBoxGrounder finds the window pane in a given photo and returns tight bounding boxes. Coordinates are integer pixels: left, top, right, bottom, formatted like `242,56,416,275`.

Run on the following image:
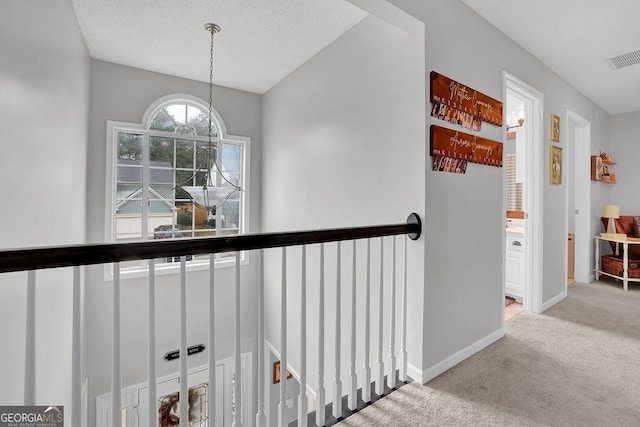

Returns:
150,108,177,132
166,104,186,125
117,164,142,184
117,132,143,162
149,168,173,185
222,143,241,171
195,141,217,174
149,136,174,165
222,172,241,188
176,139,195,168
116,203,142,241
187,105,215,137
220,201,240,229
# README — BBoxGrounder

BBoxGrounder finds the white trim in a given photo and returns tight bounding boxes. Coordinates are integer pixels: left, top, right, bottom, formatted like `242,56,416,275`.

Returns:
407,363,424,384
565,110,591,284
503,72,544,315
416,328,504,384
264,339,317,401
140,93,229,138
541,289,567,312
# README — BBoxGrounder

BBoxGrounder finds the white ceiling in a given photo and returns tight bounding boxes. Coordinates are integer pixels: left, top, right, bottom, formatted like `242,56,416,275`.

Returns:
70,0,367,94
71,0,640,114
461,0,640,115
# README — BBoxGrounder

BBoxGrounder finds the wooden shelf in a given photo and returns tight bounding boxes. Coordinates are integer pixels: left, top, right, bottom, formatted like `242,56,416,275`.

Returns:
591,154,616,183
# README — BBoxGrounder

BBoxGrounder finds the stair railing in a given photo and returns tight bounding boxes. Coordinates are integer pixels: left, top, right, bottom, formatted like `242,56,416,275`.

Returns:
0,213,421,427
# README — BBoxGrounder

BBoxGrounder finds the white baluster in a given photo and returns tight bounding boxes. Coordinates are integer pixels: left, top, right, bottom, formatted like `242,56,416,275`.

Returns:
376,238,385,396
333,242,342,419
148,261,157,427
399,237,408,383
112,263,122,427
387,237,397,389
347,241,357,411
209,254,217,426
24,270,35,405
234,252,242,427
72,266,82,426
256,251,266,427
298,246,308,427
278,248,287,427
317,243,326,426
362,240,371,403
179,257,188,427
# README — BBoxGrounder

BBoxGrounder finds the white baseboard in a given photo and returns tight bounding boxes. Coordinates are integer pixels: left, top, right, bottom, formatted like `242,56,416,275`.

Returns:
407,363,424,384
541,289,567,312
415,328,504,384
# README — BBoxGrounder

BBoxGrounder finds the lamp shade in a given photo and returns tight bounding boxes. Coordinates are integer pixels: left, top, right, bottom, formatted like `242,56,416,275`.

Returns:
182,186,236,208
602,204,620,219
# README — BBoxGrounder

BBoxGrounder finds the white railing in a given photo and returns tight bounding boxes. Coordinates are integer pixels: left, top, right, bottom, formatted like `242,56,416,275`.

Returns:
0,214,420,427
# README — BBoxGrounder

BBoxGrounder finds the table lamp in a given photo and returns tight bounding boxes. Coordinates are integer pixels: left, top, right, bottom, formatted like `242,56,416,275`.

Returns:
603,204,620,234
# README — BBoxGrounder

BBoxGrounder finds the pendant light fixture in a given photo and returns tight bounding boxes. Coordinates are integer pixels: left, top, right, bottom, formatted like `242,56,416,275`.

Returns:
181,23,241,213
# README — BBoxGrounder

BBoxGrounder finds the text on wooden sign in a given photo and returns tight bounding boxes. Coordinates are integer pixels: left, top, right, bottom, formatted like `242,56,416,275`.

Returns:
430,72,503,126
430,125,503,167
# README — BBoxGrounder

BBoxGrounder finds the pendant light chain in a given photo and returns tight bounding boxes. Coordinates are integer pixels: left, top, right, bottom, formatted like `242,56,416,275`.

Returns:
208,24,216,146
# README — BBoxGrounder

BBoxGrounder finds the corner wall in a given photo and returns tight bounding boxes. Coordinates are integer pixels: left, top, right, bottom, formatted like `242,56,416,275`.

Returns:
608,111,640,213
386,0,611,378
261,12,426,388
0,0,90,419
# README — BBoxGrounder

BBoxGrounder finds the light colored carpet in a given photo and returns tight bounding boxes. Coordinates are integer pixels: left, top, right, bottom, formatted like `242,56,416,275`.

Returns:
338,280,640,426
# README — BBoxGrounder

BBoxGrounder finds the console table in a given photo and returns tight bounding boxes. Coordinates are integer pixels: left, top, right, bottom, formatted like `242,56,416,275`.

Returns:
594,235,640,291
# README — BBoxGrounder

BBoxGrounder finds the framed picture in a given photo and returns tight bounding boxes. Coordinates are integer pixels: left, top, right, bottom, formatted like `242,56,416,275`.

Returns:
551,114,560,142
550,145,562,185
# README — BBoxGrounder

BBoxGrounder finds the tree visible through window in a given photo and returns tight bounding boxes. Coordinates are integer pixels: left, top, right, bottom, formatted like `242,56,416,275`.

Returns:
108,97,246,269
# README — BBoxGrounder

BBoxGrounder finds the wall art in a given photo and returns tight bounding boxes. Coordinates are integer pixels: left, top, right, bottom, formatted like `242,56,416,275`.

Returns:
430,125,503,167
551,114,560,142
550,145,562,185
430,71,503,129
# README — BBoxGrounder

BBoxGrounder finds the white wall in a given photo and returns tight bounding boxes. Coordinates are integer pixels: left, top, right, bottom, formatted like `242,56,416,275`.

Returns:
608,111,640,214
386,0,611,376
85,60,263,424
0,0,90,419
262,11,425,389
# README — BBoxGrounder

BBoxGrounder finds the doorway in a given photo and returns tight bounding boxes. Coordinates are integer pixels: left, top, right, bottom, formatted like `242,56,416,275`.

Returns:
565,110,591,284
503,72,544,319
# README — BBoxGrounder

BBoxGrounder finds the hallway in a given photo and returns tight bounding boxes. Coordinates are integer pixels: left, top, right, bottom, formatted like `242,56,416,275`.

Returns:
338,280,640,426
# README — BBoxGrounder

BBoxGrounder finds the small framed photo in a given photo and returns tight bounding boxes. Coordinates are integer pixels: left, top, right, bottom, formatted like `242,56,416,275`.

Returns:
551,114,560,142
550,145,562,185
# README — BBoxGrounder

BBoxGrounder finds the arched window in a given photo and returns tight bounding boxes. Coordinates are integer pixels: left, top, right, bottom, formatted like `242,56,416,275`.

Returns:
106,94,249,272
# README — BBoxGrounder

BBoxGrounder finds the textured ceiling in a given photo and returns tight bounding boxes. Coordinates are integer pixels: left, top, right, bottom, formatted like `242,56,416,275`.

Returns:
462,0,640,115
70,0,367,94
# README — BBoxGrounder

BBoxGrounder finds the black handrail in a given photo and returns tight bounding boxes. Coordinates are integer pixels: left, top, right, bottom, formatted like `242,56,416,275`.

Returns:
0,213,421,274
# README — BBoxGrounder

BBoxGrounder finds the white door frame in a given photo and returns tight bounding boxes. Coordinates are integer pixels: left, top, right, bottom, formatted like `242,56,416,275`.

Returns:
503,72,544,314
565,110,591,283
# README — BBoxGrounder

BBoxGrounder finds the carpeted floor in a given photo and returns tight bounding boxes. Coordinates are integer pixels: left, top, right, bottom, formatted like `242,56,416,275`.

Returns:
337,279,640,426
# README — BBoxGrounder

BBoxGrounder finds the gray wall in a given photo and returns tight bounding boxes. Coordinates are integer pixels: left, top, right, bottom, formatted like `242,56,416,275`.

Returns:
386,0,611,374
262,12,426,387
608,111,640,214
0,0,90,418
85,60,263,422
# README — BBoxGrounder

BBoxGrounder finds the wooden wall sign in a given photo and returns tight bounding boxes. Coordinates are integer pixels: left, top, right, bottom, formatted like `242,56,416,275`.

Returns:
430,125,503,167
430,71,503,127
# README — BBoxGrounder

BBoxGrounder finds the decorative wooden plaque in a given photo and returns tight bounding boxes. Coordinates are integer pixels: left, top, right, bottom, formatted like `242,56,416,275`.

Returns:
430,71,503,127
430,125,503,167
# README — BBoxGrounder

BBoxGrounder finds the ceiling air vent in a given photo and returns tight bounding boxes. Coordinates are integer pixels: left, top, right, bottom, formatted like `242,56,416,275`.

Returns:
608,49,640,69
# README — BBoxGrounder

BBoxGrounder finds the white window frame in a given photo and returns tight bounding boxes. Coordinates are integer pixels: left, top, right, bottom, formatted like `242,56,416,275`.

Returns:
104,94,250,279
